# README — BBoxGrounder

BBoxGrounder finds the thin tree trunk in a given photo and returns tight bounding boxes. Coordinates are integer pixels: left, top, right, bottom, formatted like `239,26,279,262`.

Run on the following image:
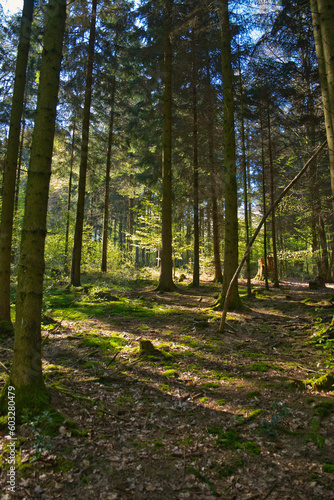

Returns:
70,0,97,286
0,0,34,335
7,0,66,410
64,121,76,273
261,116,269,290
238,64,251,297
157,0,175,291
101,75,116,272
206,51,222,282
267,104,279,287
14,111,26,215
192,28,200,287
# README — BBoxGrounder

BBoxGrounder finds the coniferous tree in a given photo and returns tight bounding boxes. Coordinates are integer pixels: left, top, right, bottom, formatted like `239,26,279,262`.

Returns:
4,0,66,411
0,0,34,336
217,0,242,309
71,0,98,286
157,0,176,291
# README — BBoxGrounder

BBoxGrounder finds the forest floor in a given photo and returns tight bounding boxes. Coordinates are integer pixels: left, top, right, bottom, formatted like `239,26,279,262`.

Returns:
1,272,334,499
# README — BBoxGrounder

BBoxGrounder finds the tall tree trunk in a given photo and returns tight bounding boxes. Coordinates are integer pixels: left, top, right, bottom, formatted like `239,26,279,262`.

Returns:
157,0,175,291
310,0,334,212
206,50,222,282
70,0,97,286
0,0,34,336
192,29,200,287
64,121,76,273
261,117,269,290
217,0,242,309
14,110,26,215
267,104,279,287
7,0,66,411
238,64,251,297
101,75,116,272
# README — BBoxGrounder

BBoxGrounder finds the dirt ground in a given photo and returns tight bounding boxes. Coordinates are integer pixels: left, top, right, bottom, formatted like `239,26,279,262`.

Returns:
1,277,334,499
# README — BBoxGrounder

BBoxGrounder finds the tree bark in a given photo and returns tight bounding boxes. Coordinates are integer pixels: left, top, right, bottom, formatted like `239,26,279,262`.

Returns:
64,121,76,274
101,76,116,272
267,103,279,287
216,0,242,309
192,28,200,287
71,0,97,286
0,0,34,335
310,0,334,211
157,0,175,291
8,0,66,409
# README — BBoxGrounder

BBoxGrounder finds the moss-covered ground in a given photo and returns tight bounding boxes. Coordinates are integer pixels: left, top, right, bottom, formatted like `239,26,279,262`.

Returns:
1,272,334,498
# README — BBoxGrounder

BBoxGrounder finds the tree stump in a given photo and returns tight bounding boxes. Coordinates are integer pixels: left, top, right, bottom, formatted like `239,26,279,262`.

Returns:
139,339,157,355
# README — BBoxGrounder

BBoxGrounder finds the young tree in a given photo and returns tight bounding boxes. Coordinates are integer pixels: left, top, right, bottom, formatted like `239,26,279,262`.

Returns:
4,0,66,410
0,0,34,336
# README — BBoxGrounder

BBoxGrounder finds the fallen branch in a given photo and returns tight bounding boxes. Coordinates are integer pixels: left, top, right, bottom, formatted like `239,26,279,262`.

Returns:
219,141,327,333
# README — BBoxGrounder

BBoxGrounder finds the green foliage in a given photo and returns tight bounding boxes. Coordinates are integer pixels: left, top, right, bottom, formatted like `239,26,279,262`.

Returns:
249,362,271,372
261,402,292,437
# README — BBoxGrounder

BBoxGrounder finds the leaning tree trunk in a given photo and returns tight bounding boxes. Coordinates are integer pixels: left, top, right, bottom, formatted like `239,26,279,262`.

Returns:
0,0,34,336
71,0,97,286
216,0,242,310
6,0,66,411
157,0,175,291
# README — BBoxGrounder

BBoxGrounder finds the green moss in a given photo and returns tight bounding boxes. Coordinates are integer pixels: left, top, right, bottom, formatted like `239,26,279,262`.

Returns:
0,381,51,418
79,333,126,352
246,390,261,399
161,384,171,392
200,382,220,389
249,362,271,372
162,369,178,378
306,432,325,449
199,396,208,403
323,463,334,474
216,399,226,406
208,428,243,450
313,401,334,418
56,459,75,472
244,440,261,455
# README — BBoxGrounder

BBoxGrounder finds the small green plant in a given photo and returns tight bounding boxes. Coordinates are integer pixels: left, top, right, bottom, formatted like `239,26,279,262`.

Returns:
21,410,58,458
261,402,292,437
161,384,170,392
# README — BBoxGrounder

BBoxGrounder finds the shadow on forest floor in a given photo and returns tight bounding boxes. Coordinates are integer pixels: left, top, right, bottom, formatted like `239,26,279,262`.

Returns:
1,274,334,499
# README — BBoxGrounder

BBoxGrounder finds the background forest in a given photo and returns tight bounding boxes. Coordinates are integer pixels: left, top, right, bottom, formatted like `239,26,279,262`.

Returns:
0,0,332,289
2,1,334,498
